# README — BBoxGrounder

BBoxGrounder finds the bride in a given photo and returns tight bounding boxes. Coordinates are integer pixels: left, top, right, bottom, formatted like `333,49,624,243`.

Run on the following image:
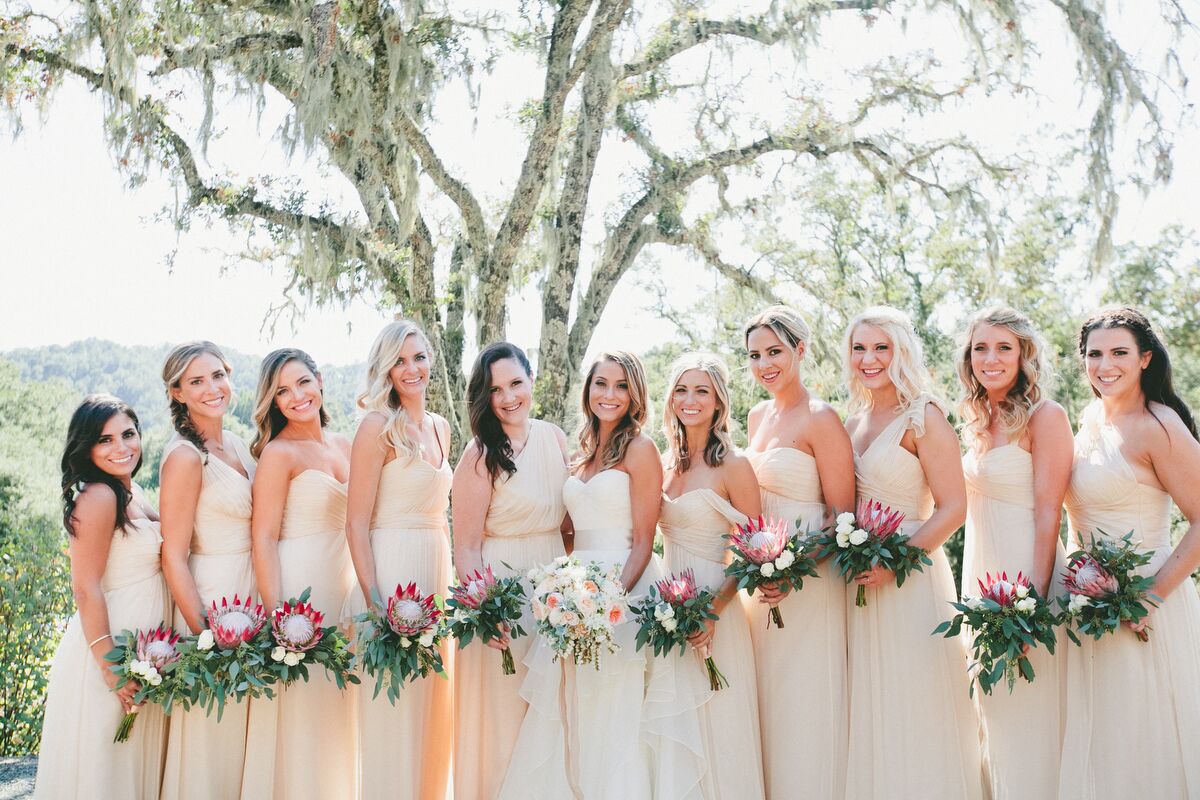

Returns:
499,351,709,799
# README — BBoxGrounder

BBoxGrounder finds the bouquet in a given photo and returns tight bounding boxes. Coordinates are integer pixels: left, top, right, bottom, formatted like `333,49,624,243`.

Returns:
526,556,628,670
933,571,1059,695
174,594,275,720
725,514,819,628
1059,531,1159,644
104,625,186,742
632,569,727,691
812,499,931,607
354,582,448,703
446,566,528,675
258,589,358,688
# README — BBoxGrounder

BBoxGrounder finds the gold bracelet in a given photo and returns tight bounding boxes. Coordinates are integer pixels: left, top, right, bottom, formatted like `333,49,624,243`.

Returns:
88,634,112,648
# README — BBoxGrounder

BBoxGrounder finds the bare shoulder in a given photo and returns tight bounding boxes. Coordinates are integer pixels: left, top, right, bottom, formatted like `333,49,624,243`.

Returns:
161,438,204,472
807,399,846,430
624,434,662,466
722,449,756,477
430,411,452,441
355,410,389,437
257,439,297,476
918,402,956,441
74,481,118,517
544,421,569,448
329,432,353,459
1029,400,1071,435
748,400,770,424
455,438,486,475
1146,402,1198,450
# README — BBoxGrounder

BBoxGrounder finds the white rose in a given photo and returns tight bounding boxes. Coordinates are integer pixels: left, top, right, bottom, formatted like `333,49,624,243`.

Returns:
148,673,163,687
144,666,159,681
965,596,985,611
849,528,869,547
549,607,565,626
296,651,306,661
1015,597,1037,614
129,660,146,677
1068,594,1090,614
759,562,776,578
835,522,853,536
775,551,796,570
1015,584,1030,599
836,530,852,549
836,511,856,527
271,646,287,662
418,632,435,648
196,629,215,651
661,618,678,633
283,651,301,667
399,636,412,648
654,602,675,621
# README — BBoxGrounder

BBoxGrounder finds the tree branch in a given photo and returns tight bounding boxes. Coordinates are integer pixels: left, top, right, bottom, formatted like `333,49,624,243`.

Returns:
150,32,303,77
645,227,782,303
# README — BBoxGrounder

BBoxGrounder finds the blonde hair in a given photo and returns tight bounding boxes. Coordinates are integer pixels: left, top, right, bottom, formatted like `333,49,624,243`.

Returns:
743,304,811,351
957,306,1051,448
162,341,232,464
662,352,734,473
250,348,328,458
843,306,934,414
357,320,431,457
573,351,650,474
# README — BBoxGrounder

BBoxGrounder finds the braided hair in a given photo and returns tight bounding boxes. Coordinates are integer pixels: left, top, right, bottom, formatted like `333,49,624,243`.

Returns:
162,341,233,464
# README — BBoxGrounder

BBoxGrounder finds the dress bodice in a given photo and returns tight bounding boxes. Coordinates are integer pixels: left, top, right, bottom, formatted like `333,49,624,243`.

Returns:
748,447,826,533
1065,405,1173,568
659,488,745,564
281,470,347,540
372,454,451,531
102,517,164,592
163,434,255,556
963,444,1034,509
564,469,633,551
854,395,939,527
483,419,567,540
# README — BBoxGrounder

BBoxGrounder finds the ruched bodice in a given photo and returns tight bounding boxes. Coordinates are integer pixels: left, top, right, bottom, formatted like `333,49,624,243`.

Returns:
854,395,939,526
748,447,826,534
659,489,743,566
372,456,451,531
564,469,633,551
1066,411,1173,565
164,436,255,556
101,518,165,592
964,445,1035,509
484,419,567,540
281,470,348,540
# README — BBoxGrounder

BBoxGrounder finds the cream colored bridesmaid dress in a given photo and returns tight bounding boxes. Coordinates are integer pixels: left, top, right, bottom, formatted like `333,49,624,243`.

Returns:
846,396,982,800
35,513,172,799
1058,406,1200,799
659,488,765,800
347,443,454,800
454,418,567,800
961,439,1065,799
159,435,257,800
746,448,846,800
240,469,358,800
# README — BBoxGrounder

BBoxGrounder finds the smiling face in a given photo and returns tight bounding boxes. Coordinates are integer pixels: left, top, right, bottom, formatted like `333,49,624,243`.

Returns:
172,352,232,423
671,368,718,430
273,359,324,423
1084,326,1150,399
389,334,431,403
849,324,894,392
970,322,1022,397
91,412,141,480
488,357,533,427
588,359,631,425
747,325,802,394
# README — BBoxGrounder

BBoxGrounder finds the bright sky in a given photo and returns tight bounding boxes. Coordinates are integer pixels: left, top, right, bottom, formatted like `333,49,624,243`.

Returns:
1,3,1196,366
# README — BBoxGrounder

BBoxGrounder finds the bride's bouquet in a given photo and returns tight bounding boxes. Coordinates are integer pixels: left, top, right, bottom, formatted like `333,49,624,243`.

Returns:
257,589,358,688
725,514,819,628
104,624,187,742
1059,531,1158,644
527,556,628,670
933,571,1059,695
354,582,448,703
811,498,931,607
174,594,274,719
446,565,528,675
632,569,727,691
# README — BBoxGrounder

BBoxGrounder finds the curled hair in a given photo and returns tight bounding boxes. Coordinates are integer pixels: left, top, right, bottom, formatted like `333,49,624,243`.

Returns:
162,341,232,464
744,304,811,351
956,307,1051,448
357,320,431,458
573,351,650,474
662,352,734,473
251,349,329,458
1079,306,1198,441
60,394,143,537
843,306,935,414
466,342,533,484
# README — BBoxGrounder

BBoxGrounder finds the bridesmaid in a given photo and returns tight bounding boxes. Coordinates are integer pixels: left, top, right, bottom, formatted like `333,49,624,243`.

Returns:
1060,307,1200,799
158,342,257,800
35,395,170,799
452,342,569,800
345,321,453,800
743,306,855,800
659,352,766,799
956,307,1071,798
841,306,982,800
242,349,357,800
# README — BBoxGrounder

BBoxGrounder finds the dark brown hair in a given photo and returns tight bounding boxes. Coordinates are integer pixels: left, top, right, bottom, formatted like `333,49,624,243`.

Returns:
466,342,533,484
61,394,143,536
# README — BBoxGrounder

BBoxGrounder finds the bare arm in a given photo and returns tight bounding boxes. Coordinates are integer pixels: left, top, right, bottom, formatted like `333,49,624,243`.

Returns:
451,440,493,581
810,404,857,524
251,446,292,612
1145,409,1200,600
1028,403,1073,597
908,406,968,552
549,423,573,552
618,437,663,591
346,413,388,607
158,444,206,632
712,455,763,612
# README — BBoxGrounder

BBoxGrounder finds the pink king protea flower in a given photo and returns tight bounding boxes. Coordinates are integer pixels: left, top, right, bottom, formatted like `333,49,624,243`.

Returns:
208,594,267,649
656,569,701,605
856,497,906,538
272,600,325,652
729,515,789,563
978,571,1030,607
386,582,441,637
136,625,182,669
1064,555,1120,599
451,566,499,609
